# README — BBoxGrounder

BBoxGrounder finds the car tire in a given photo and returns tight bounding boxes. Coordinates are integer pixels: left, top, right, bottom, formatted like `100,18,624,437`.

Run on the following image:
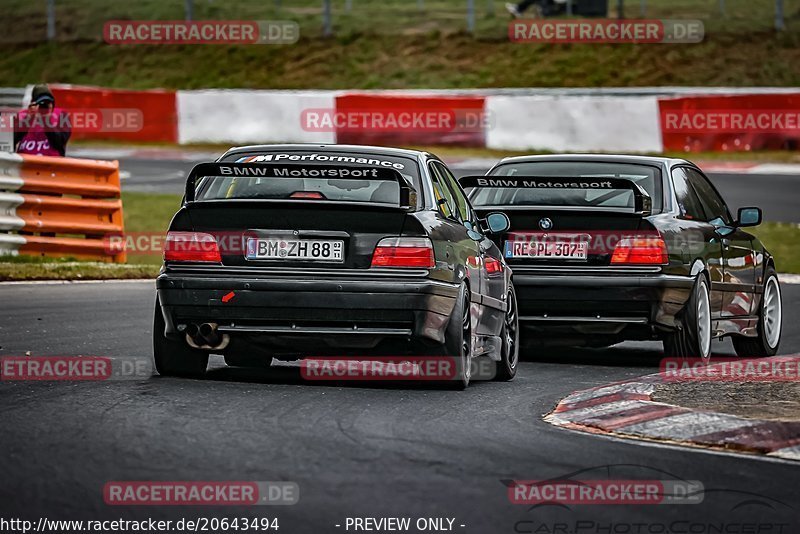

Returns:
152,297,209,377
664,275,712,361
443,284,472,390
732,266,782,358
494,285,519,381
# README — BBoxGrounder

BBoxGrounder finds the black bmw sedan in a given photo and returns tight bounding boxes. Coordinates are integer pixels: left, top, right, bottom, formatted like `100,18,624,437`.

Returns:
462,154,783,361
153,144,518,388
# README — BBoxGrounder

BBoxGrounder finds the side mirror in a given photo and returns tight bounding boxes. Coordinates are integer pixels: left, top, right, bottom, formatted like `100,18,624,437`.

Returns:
737,207,762,228
485,212,510,234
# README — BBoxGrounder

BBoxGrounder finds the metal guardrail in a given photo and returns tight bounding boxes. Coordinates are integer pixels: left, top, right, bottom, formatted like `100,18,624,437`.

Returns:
0,152,126,262
0,87,25,109
0,88,24,153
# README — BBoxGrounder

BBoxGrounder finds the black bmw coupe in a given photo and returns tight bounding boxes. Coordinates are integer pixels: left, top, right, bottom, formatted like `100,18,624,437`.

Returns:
463,154,782,361
153,144,519,388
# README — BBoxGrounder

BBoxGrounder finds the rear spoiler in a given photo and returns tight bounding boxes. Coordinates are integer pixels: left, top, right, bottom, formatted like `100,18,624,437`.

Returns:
185,162,418,210
458,175,652,216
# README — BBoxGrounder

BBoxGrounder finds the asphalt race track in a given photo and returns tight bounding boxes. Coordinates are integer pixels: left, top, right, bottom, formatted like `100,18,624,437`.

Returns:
1,281,799,531
3,150,799,531
80,151,800,223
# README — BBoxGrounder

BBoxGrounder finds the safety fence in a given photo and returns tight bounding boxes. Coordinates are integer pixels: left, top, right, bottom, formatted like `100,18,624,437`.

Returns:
8,0,792,41
11,84,800,152
0,152,126,262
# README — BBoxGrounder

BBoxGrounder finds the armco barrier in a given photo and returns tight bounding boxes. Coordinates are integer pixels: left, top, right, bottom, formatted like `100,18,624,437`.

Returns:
0,152,126,262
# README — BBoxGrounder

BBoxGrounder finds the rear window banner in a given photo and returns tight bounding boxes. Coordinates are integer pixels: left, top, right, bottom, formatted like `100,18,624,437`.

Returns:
195,163,406,181
186,162,415,208
459,176,639,190
235,153,407,170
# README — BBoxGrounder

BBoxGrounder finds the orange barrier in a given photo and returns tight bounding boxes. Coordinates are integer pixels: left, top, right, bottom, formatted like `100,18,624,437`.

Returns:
0,154,126,263
15,195,123,235
19,235,122,262
17,154,121,197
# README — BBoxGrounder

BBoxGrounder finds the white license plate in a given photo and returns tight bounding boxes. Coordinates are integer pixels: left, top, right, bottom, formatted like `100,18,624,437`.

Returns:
246,238,344,262
505,238,588,260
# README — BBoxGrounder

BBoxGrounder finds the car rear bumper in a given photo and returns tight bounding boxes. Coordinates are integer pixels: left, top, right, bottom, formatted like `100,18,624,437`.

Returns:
156,268,460,350
511,269,696,337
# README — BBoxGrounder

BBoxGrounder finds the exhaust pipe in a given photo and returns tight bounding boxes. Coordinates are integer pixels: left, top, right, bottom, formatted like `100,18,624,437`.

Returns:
199,322,222,346
184,322,230,350
186,323,200,340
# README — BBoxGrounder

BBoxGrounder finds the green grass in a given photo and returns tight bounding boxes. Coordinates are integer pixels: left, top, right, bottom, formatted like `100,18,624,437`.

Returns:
122,191,182,233
121,191,182,265
2,0,794,40
0,0,798,89
750,222,800,275
0,255,160,281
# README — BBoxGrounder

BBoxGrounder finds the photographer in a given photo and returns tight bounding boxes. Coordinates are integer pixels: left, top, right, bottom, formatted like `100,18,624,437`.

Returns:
13,84,71,156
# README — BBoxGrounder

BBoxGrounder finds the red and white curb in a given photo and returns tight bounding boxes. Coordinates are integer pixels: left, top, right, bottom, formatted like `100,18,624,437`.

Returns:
545,355,800,461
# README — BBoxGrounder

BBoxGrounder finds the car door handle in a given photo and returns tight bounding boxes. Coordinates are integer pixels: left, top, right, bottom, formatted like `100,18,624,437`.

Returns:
721,238,730,249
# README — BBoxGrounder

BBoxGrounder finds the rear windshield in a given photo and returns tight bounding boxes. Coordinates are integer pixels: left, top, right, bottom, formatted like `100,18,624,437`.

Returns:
195,151,421,204
470,161,662,213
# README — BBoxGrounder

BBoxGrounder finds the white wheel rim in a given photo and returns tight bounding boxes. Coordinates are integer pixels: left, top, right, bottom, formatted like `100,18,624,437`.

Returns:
697,281,712,359
462,298,471,383
764,276,782,349
505,291,518,370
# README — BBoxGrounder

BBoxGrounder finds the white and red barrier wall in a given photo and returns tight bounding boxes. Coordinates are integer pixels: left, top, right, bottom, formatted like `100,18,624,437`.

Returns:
38,85,800,153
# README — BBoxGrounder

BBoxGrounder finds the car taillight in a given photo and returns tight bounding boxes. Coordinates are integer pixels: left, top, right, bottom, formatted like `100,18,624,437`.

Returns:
290,191,325,199
611,236,668,265
164,231,222,263
371,237,434,268
485,257,504,274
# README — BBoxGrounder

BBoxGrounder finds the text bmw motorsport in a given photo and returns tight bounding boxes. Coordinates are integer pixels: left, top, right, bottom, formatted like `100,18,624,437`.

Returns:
220,165,388,178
